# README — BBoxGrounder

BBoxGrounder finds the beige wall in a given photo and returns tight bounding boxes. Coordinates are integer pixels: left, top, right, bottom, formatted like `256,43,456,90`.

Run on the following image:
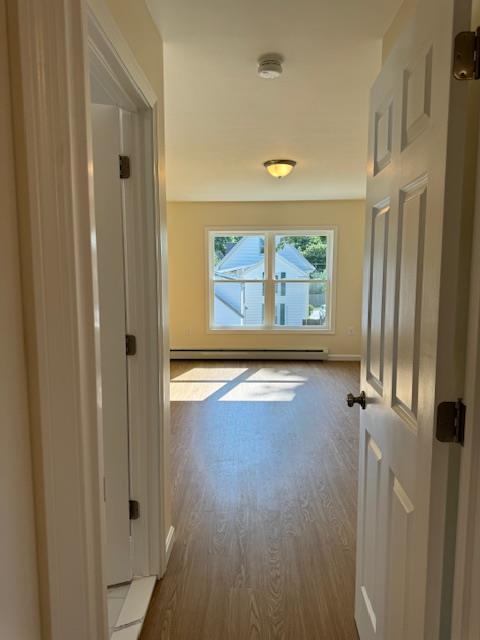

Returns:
168,200,365,355
1,0,41,636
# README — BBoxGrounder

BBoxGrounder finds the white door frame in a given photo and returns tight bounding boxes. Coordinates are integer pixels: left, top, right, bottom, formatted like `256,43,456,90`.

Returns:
88,4,171,582
7,0,170,638
451,97,480,639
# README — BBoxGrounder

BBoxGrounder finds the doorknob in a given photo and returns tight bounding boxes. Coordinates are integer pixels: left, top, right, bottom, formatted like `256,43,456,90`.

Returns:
347,391,367,410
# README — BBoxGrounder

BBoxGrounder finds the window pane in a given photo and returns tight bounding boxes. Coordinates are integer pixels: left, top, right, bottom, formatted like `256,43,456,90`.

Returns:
213,282,264,327
274,282,328,327
213,235,265,280
275,235,328,280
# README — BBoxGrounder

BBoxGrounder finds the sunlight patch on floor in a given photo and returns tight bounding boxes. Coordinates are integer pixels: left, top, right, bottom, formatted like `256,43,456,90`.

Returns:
170,381,226,401
218,381,303,402
246,368,308,382
171,367,248,382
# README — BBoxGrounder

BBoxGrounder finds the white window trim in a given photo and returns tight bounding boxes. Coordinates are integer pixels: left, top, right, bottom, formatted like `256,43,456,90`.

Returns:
206,226,337,334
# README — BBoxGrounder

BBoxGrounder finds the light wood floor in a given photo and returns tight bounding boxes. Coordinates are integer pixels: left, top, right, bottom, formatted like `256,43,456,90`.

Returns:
141,360,360,640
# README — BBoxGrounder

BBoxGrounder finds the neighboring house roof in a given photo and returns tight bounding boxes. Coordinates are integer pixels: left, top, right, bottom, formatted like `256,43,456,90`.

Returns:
215,236,315,276
276,243,315,274
215,288,244,318
216,236,264,273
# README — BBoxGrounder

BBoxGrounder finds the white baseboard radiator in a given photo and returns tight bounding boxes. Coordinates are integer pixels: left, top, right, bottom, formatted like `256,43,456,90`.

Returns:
170,348,329,361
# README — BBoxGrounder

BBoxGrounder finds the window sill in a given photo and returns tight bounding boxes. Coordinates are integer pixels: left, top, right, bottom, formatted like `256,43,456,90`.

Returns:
207,327,336,335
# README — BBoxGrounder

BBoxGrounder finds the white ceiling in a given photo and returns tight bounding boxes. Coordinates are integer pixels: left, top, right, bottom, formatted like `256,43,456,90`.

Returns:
146,0,402,202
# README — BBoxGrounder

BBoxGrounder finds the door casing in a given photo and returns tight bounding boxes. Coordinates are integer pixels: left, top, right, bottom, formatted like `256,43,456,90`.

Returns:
88,3,172,583
7,0,171,637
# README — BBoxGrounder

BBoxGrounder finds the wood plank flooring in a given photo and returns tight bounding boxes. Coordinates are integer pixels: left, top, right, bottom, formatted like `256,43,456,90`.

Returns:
141,360,360,640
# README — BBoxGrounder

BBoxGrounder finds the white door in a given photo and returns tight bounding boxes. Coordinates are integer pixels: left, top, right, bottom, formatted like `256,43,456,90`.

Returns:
354,0,471,638
91,104,132,586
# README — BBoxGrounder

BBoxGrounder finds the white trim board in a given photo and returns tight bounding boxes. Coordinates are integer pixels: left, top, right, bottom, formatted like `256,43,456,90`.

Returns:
8,1,106,636
87,2,171,583
110,576,156,639
8,0,170,638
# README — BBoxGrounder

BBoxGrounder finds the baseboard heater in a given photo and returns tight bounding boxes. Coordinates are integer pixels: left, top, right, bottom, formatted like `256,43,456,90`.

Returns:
170,348,329,361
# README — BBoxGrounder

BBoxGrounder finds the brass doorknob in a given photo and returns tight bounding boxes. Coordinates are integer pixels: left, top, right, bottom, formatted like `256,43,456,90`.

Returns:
347,391,366,410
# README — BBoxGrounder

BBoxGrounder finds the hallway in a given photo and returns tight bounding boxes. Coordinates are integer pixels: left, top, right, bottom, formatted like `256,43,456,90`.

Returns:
141,360,360,640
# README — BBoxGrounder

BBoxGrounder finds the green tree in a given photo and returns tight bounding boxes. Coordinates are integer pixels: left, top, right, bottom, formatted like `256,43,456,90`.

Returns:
277,235,327,278
213,236,242,265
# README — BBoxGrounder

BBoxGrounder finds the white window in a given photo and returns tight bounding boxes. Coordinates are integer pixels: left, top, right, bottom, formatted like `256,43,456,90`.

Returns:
208,229,335,331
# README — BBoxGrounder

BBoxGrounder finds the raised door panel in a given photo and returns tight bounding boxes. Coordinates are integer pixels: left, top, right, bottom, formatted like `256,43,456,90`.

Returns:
392,178,427,421
374,98,393,175
367,201,390,393
359,434,383,634
385,477,415,640
401,48,433,150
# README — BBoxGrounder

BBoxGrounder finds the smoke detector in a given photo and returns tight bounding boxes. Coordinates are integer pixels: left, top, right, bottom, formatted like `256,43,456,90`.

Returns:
257,54,283,79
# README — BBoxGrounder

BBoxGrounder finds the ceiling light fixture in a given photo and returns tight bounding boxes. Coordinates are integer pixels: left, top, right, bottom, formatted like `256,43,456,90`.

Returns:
257,53,283,79
263,159,297,179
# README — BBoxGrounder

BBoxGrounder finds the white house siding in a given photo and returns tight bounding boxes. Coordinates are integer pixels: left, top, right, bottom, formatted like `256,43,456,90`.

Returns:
213,282,243,326
243,257,309,327
214,236,318,327
244,281,264,325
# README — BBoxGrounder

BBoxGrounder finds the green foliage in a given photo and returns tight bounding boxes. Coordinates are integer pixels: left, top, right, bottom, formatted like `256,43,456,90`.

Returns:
213,234,328,277
277,235,328,278
213,236,242,265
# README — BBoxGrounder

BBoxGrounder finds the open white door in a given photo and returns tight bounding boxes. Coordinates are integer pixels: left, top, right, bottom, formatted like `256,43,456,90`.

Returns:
91,104,132,586
354,0,471,638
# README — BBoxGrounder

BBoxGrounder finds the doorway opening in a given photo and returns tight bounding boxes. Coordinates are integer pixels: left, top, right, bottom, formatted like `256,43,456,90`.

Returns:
87,9,169,638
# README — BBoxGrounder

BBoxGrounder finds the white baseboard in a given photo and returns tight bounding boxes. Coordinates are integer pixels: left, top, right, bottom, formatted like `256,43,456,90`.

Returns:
170,349,329,361
170,349,361,362
165,525,175,564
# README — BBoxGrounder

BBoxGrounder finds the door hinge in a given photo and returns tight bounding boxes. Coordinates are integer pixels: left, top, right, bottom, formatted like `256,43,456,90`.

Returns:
453,28,480,80
436,399,466,446
119,154,131,179
126,334,136,356
129,499,140,520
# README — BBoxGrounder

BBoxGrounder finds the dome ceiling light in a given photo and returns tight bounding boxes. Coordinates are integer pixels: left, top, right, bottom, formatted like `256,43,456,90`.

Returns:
257,53,284,79
263,159,297,179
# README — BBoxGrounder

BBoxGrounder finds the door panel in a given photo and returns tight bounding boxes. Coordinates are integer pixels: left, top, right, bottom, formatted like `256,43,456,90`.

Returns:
393,179,426,418
355,0,470,638
91,104,132,586
367,201,389,393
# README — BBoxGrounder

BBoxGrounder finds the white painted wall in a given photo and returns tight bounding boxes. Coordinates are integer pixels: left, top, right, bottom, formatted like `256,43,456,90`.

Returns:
0,1,41,636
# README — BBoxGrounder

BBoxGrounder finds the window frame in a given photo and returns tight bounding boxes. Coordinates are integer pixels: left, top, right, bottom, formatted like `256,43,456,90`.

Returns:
206,227,337,334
